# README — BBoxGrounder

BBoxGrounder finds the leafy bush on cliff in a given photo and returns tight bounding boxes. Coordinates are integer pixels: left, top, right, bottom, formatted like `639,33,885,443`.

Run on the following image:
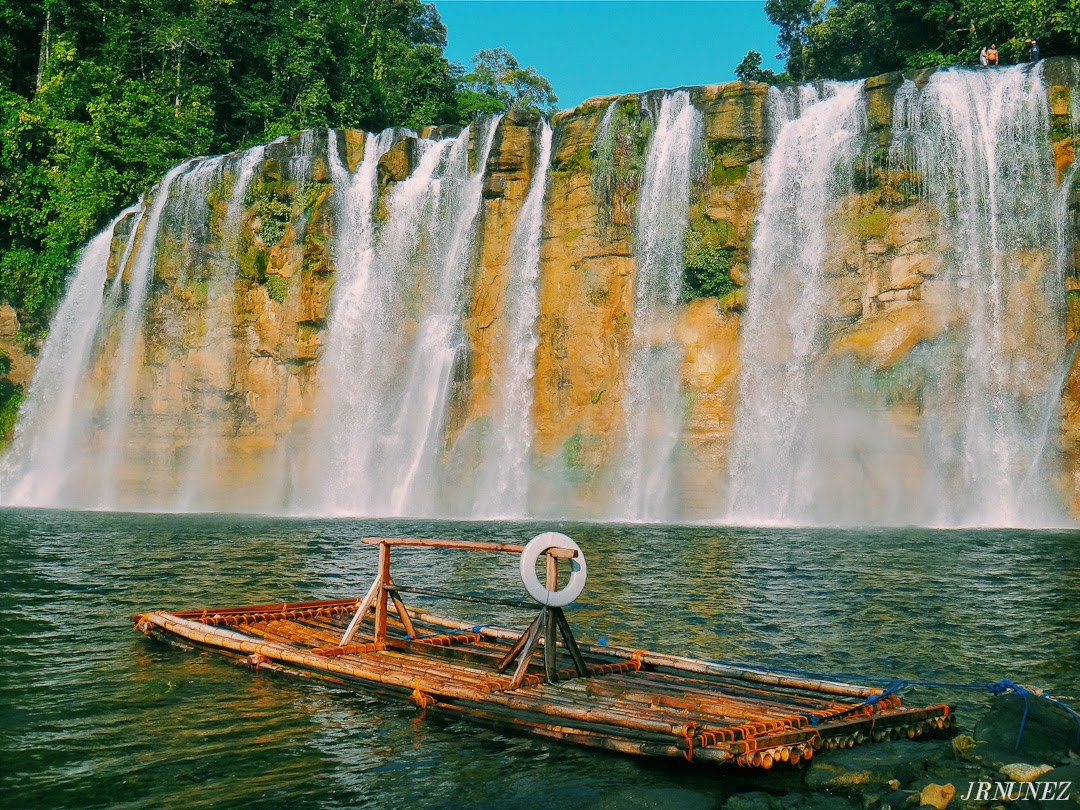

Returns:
0,377,22,447
682,230,737,302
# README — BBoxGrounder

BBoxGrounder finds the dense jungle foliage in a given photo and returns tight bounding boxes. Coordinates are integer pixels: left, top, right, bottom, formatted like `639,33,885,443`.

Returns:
741,0,1079,82
0,0,556,332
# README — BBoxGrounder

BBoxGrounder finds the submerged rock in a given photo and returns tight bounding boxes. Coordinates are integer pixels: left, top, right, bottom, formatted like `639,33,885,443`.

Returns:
723,790,860,810
970,695,1080,768
1032,762,1080,807
804,740,953,792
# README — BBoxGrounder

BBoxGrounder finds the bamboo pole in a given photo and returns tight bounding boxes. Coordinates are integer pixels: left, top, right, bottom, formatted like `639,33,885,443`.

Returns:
139,608,948,765
407,607,878,698
165,597,362,619
339,576,383,646
374,543,390,642
386,586,417,638
361,538,526,552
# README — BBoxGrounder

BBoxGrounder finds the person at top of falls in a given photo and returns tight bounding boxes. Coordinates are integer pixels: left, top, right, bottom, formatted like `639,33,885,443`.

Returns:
979,46,988,67
1028,39,1041,61
987,44,999,66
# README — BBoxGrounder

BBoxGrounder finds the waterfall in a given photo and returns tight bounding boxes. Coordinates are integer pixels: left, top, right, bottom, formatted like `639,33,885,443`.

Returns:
0,159,198,509
313,118,501,517
97,159,208,507
905,65,1071,526
726,83,867,524
727,65,1075,527
0,207,138,506
612,91,703,521
473,120,553,518
310,126,399,507
175,146,266,509
3,64,1076,524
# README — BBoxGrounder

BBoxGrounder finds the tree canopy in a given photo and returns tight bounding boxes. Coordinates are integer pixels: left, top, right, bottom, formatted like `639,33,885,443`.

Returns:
456,47,559,118
735,50,781,83
0,0,556,331
751,0,1079,82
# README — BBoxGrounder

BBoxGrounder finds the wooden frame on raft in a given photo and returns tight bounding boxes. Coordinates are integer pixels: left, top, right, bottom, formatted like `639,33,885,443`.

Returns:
133,536,955,769
339,538,588,690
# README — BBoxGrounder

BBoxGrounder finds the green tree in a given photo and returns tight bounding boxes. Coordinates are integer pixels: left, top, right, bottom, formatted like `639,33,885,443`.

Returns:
765,0,1080,81
0,0,474,329
765,0,817,82
735,50,780,83
458,47,558,117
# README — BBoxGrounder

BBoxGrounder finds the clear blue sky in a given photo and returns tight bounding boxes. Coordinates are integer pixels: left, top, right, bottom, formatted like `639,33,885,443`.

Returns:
433,0,785,109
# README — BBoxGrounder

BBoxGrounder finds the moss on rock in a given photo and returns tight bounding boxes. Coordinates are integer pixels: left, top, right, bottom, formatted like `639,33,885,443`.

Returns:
264,273,290,304
0,374,23,449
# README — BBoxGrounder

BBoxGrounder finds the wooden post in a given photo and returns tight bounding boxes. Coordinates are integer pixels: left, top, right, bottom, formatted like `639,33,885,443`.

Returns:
386,586,417,638
374,541,391,643
339,575,384,646
509,609,545,690
496,549,591,686
497,612,543,673
542,549,558,682
543,605,558,681
553,607,588,677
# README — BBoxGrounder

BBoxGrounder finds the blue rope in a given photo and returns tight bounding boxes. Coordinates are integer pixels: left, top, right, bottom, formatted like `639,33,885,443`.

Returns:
804,681,909,726
986,679,1080,749
704,660,1080,749
988,679,1033,750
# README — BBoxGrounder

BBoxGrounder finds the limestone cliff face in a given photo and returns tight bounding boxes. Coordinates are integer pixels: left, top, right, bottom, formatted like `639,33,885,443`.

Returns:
80,133,338,507
4,58,1079,520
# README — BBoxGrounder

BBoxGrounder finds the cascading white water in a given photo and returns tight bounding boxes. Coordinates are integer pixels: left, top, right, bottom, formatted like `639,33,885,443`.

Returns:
903,65,1071,526
0,207,138,506
96,160,203,507
728,66,1075,527
0,142,305,511
611,91,703,521
313,118,501,516
174,145,266,509
3,68,1076,524
726,83,867,524
596,101,617,149
472,121,553,518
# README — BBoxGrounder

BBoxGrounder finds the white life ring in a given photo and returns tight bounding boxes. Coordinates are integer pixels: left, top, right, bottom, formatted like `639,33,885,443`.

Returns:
519,532,587,607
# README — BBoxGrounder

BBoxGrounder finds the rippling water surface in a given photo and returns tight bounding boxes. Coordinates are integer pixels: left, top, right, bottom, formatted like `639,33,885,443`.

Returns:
1,510,1077,808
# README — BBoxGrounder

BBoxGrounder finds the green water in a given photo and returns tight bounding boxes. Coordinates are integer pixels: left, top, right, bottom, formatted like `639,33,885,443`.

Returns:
1,509,1077,808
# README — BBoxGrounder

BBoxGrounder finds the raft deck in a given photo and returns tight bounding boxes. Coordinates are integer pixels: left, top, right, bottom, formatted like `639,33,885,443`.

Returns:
134,537,953,768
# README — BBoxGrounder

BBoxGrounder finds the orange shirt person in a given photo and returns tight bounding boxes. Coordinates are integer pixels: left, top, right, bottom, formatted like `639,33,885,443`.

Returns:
987,44,999,66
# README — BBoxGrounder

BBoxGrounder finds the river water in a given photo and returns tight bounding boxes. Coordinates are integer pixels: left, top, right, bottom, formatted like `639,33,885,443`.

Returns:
1,510,1077,808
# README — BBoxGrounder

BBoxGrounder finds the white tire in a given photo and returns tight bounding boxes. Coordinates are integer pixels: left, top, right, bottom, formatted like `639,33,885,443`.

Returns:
519,532,587,607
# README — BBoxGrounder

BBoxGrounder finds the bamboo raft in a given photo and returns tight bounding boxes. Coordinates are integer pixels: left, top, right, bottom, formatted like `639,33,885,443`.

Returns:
134,534,953,768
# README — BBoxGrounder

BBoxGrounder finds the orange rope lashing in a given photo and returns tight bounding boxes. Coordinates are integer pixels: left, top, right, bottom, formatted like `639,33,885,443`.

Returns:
680,724,696,762
410,682,435,718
